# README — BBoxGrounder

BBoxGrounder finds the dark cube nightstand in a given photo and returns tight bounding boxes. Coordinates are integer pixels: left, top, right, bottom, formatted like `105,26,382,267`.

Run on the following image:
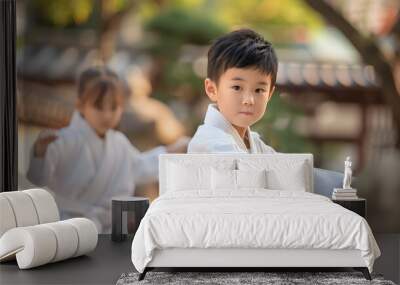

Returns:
112,196,149,242
332,198,366,218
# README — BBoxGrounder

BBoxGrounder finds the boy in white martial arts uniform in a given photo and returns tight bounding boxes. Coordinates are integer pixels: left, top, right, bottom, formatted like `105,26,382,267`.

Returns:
28,66,188,233
188,29,344,194
188,29,278,154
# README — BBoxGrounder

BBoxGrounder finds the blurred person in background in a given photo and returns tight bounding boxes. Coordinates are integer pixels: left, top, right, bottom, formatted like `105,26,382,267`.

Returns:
27,66,189,233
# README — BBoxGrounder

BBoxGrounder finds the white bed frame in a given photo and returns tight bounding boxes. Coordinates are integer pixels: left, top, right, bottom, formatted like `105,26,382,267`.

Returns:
148,248,365,268
139,154,371,280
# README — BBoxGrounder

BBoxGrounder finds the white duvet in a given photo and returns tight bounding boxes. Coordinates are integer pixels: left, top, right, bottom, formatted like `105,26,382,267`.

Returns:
131,190,380,273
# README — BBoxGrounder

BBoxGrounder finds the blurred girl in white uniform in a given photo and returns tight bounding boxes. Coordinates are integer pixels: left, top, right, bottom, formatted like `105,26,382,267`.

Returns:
28,66,187,232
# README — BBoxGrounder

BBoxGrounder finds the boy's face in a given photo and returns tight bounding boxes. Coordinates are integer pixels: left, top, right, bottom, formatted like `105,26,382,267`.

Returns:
77,95,123,138
205,67,275,135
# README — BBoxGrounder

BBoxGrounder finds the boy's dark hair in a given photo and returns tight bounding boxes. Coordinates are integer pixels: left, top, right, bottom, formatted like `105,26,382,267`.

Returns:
207,29,278,90
77,66,124,110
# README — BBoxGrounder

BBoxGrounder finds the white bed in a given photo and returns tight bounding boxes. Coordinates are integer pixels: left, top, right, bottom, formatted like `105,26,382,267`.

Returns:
131,154,380,280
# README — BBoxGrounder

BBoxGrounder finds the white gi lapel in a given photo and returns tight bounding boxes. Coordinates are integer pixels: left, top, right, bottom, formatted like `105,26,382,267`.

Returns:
79,131,117,204
204,104,252,153
247,130,259,154
70,111,118,204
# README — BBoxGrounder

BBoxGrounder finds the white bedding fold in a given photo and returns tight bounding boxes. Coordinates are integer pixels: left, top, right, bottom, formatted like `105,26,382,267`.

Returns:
131,190,380,273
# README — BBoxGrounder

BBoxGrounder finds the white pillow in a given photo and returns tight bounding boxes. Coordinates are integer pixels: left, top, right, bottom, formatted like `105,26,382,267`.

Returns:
236,169,268,189
211,168,236,190
238,158,309,191
211,168,268,190
167,162,211,191
267,167,306,191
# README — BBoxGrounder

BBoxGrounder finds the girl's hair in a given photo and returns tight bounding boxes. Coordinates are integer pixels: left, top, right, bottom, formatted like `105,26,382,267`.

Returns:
77,66,124,110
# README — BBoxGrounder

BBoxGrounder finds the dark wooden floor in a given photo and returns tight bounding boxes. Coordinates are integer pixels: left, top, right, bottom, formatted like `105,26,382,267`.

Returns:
0,234,398,284
0,235,133,285
373,234,400,284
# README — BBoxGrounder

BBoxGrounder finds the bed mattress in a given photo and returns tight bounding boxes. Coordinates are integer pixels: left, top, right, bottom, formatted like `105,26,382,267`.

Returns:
131,190,380,273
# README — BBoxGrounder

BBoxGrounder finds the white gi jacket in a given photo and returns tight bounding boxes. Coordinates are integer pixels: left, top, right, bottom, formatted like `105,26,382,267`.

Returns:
188,104,275,154
27,111,165,233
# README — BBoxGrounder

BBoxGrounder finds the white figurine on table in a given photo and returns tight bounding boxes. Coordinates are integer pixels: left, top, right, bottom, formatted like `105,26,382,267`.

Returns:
332,156,358,199
343,156,353,189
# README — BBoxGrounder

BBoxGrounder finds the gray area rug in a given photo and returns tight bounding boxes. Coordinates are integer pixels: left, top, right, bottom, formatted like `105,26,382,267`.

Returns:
116,271,396,285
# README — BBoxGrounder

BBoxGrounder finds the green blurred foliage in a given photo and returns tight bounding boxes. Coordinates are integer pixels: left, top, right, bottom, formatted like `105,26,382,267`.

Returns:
143,7,227,105
145,8,226,46
32,0,94,27
31,0,129,28
138,0,322,43
212,0,322,32
253,92,315,153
